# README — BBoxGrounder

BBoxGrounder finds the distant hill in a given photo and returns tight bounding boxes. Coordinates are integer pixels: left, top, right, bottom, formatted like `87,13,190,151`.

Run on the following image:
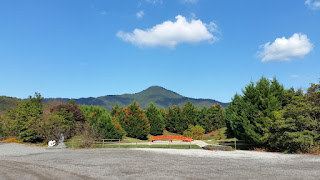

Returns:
43,86,228,110
0,96,22,114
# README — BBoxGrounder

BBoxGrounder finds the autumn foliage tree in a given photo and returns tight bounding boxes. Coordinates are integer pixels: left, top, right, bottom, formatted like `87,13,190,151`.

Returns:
118,101,150,140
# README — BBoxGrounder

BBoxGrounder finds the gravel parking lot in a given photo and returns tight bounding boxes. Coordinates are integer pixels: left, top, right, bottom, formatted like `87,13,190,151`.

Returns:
0,143,320,180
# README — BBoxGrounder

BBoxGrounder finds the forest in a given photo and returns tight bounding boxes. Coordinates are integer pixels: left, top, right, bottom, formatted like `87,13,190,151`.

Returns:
0,77,319,153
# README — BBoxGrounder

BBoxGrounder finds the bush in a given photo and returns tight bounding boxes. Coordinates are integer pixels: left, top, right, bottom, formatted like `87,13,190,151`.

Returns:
3,136,23,143
183,125,205,140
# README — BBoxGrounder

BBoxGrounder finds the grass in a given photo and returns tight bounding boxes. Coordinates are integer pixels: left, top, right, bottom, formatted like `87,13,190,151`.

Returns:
65,134,201,149
91,144,201,149
162,130,183,136
121,136,148,143
2,137,23,143
202,127,238,145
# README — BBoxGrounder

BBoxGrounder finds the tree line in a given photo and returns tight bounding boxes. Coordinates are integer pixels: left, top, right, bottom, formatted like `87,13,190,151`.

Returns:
226,77,320,153
0,95,225,143
1,77,318,153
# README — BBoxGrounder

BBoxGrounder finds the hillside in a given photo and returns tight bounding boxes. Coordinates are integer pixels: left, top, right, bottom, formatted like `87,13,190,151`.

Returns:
43,86,228,110
0,96,22,114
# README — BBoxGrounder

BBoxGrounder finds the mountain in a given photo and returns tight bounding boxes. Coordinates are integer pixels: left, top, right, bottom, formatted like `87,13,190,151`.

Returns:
43,86,228,110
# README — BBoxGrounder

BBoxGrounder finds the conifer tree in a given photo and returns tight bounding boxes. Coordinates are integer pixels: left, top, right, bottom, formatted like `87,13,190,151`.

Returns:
145,103,165,135
226,77,285,146
166,105,184,134
182,101,199,126
119,101,150,139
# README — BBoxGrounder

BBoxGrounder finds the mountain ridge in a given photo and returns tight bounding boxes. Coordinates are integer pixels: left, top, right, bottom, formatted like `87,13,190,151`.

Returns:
44,86,228,110
1,86,228,112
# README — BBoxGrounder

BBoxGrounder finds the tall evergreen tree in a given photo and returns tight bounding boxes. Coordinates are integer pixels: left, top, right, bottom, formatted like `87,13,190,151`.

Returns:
197,107,212,133
145,103,165,135
226,77,285,146
182,101,199,126
118,101,150,139
166,105,184,134
1,93,43,142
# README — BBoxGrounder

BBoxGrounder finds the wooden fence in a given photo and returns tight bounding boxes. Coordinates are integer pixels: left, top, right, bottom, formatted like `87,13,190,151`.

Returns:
218,140,252,150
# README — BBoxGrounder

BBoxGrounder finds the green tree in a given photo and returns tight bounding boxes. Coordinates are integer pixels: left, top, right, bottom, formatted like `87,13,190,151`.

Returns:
263,90,319,153
118,101,150,139
1,93,43,142
166,105,184,134
49,102,85,138
145,103,165,135
197,107,212,133
182,101,199,126
111,103,122,118
80,105,125,139
207,104,225,130
225,77,285,146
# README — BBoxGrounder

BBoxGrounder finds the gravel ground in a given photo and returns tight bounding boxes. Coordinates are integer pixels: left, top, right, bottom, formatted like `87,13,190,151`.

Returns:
0,143,320,180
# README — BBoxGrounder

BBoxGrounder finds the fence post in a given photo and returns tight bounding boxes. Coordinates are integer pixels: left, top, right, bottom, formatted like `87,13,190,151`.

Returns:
118,139,120,148
234,140,237,150
189,141,191,149
102,139,105,148
72,139,74,149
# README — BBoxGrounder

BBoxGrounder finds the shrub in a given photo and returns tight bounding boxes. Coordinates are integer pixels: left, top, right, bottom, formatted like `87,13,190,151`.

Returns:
183,125,205,140
3,136,23,143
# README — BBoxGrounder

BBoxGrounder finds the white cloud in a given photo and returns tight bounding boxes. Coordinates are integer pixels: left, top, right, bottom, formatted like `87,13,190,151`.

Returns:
258,33,313,62
305,0,320,10
291,74,299,79
181,0,199,4
117,15,218,48
136,11,144,19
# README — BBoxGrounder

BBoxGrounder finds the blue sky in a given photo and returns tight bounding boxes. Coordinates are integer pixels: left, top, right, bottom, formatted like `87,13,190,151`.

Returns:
0,0,319,103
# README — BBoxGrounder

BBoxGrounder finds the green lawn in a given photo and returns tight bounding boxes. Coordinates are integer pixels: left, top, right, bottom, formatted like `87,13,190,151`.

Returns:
65,134,201,149
91,144,201,149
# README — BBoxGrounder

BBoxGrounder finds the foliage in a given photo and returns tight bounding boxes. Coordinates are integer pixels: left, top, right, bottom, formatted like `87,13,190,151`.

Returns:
145,103,165,135
44,101,86,139
263,89,320,153
3,136,23,143
81,105,125,139
1,93,43,142
0,96,22,114
225,77,285,146
166,105,185,134
183,125,205,140
207,104,225,131
39,113,69,142
197,107,211,133
226,77,320,153
182,101,199,126
117,101,150,140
